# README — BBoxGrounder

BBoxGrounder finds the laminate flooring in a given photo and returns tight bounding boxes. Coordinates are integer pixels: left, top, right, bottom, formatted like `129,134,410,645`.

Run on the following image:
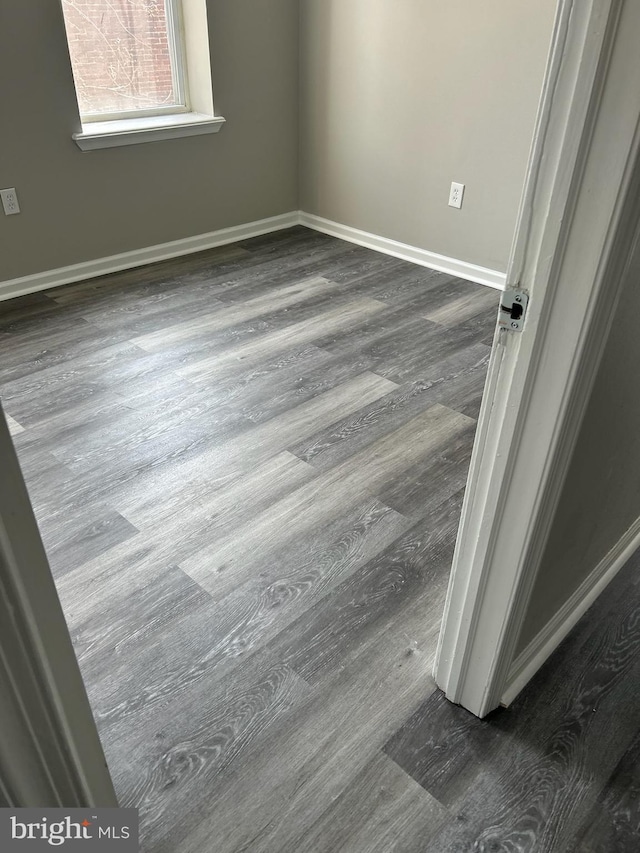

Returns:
1,226,638,852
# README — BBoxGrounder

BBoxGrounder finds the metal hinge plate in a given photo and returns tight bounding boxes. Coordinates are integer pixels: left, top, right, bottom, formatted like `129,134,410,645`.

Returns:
499,288,529,331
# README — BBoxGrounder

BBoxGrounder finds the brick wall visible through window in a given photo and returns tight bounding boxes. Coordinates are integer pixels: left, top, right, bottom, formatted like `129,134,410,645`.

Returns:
61,0,179,116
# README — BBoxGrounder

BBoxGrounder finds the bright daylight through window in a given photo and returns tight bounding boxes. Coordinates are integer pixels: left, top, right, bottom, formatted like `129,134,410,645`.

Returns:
61,0,223,149
61,0,187,121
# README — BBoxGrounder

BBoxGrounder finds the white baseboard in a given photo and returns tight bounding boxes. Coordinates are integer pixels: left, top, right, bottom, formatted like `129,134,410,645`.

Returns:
298,212,507,290
0,212,299,302
0,209,507,301
502,515,640,706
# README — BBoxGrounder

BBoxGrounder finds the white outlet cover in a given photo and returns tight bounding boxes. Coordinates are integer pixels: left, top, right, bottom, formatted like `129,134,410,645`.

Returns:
448,182,465,209
1,187,20,215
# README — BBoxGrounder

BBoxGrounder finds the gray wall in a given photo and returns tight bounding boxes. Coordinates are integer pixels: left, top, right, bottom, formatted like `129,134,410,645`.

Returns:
517,235,640,652
0,1,299,282
299,0,556,272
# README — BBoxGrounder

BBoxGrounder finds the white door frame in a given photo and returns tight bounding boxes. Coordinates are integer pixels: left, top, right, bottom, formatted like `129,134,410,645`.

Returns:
0,404,117,806
436,0,640,717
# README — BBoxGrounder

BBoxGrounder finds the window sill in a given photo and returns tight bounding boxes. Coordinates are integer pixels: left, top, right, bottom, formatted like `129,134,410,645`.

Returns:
72,112,226,151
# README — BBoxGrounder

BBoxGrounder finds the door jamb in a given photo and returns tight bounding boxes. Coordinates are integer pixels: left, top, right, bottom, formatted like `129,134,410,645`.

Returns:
435,0,640,717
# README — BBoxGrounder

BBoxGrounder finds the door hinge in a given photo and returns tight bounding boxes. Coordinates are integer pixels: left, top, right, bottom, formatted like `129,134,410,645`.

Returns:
499,288,529,331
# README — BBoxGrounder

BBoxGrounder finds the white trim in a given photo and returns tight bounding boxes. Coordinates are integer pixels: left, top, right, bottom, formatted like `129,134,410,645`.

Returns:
80,104,190,124
166,0,190,112
502,515,640,706
435,0,640,717
73,112,225,151
0,209,507,302
299,212,506,290
0,212,298,301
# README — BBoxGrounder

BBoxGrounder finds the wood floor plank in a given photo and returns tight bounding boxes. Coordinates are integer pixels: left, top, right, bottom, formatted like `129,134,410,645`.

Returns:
205,347,349,425
42,504,140,578
179,405,472,597
339,262,454,305
131,238,358,310
312,243,411,288
45,243,250,305
3,381,125,430
0,320,131,385
12,448,73,513
94,643,312,852
236,225,334,256
168,608,439,853
50,395,247,475
423,283,500,327
5,412,24,435
175,298,387,381
116,448,315,531
71,561,211,670
210,239,400,305
78,292,228,337
567,728,640,852
54,453,318,629
315,308,491,384
109,371,397,518
387,552,640,853
378,424,475,519
276,752,448,853
59,537,309,730
0,339,140,403
11,396,140,460
116,496,407,704
383,687,506,809
172,498,412,673
0,291,58,326
276,490,463,685
132,276,338,351
0,333,247,420
289,343,488,471
0,308,89,347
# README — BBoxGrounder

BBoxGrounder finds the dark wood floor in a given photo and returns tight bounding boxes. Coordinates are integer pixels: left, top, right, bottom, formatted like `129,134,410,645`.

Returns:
0,226,638,852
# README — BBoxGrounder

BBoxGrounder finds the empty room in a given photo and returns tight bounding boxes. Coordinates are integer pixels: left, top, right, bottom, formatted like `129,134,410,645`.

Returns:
2,1,640,852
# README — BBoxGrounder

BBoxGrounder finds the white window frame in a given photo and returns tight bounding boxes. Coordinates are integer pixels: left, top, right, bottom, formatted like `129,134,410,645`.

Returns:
65,0,226,151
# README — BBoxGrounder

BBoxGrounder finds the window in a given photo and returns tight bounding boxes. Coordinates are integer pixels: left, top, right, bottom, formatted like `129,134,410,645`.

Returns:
62,0,188,121
61,0,225,150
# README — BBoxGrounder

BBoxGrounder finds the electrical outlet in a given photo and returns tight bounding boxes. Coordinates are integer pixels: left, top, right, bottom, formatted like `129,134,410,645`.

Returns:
448,181,465,209
1,188,20,215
